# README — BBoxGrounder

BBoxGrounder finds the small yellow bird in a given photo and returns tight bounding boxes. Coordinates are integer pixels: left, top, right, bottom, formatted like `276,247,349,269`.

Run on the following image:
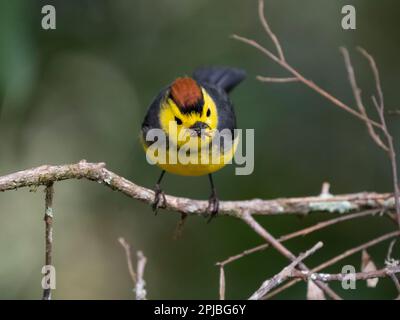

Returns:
141,67,246,221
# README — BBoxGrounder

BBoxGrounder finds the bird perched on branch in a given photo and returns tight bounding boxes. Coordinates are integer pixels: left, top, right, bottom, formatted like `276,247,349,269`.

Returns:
141,67,246,221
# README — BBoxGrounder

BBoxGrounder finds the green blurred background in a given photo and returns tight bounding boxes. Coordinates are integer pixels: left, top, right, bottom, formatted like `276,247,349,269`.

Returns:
0,0,399,299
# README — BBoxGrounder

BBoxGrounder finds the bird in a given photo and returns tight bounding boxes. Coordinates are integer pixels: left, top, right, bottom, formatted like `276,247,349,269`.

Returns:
141,66,246,221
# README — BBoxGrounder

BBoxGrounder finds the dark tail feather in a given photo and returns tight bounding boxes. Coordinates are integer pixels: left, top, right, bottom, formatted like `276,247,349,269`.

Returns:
193,66,246,93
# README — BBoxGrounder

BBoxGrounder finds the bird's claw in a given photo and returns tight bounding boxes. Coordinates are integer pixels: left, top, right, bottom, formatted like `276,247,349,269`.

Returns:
152,184,166,215
207,193,219,223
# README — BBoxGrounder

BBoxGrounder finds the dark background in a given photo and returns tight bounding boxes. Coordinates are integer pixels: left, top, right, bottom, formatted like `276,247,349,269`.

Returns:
0,0,399,299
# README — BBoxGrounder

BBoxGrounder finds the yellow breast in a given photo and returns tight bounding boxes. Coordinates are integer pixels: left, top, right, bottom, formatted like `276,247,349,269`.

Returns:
142,136,239,176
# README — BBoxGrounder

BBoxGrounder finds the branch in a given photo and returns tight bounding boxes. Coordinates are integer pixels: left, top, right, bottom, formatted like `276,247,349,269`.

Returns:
118,238,137,284
135,251,147,300
266,230,400,299
340,47,389,152
0,161,395,217
118,237,148,300
235,0,399,232
249,241,323,300
219,266,225,300
231,34,382,128
356,47,400,230
242,213,341,299
388,109,400,116
258,0,285,61
1,161,393,300
257,76,299,83
217,209,382,267
292,265,400,282
42,183,54,300
390,273,400,296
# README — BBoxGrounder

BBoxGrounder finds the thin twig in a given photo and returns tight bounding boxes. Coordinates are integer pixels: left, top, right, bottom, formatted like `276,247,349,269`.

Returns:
217,209,381,267
386,239,397,263
279,209,381,242
249,241,323,300
219,266,225,300
118,237,136,284
135,251,147,300
241,213,342,300
234,0,388,127
388,110,400,116
42,182,54,300
118,237,147,300
356,47,400,230
385,239,400,294
257,76,299,83
231,36,382,128
340,47,388,152
292,265,400,282
312,231,400,273
258,0,285,61
390,273,400,295
320,182,331,197
265,230,400,299
217,243,270,267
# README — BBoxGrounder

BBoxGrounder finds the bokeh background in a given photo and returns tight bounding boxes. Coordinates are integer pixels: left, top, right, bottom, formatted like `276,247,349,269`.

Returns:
0,0,399,299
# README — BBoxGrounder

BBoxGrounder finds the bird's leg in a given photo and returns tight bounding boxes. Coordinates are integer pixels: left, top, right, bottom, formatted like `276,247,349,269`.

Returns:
207,174,219,223
152,170,166,215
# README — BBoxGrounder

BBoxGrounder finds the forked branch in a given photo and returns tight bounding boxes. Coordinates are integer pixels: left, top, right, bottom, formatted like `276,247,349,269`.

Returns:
233,0,400,229
118,237,147,300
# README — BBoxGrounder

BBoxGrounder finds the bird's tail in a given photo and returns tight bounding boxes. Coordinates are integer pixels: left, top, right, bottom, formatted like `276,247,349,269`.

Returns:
193,66,246,93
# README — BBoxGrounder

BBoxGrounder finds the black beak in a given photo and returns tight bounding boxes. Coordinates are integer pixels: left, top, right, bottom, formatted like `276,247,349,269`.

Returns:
189,121,210,136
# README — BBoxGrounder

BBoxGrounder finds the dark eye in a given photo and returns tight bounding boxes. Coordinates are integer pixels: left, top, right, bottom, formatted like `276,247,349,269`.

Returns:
206,109,211,117
174,116,182,125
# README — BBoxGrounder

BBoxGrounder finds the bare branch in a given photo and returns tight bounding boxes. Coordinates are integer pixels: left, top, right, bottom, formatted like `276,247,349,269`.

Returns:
266,230,400,299
225,1,400,299
386,239,397,263
118,237,147,300
219,266,225,300
385,240,400,294
231,36,382,128
258,0,285,61
390,274,400,295
42,183,54,300
217,209,381,267
292,265,400,282
118,238,137,284
241,213,342,300
217,243,269,267
320,182,331,197
257,76,298,83
284,210,383,240
249,241,323,300
358,47,400,230
388,109,400,116
0,161,395,217
314,231,400,272
135,251,147,300
340,47,389,152
357,47,384,110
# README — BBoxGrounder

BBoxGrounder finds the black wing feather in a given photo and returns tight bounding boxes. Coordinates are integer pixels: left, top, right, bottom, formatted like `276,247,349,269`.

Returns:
193,67,246,94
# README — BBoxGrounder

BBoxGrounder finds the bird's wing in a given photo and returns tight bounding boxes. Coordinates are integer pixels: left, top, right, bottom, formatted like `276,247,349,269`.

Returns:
141,89,166,145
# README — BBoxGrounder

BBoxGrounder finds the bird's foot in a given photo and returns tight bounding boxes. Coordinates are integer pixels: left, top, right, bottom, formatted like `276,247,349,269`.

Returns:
152,184,166,215
207,192,219,223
